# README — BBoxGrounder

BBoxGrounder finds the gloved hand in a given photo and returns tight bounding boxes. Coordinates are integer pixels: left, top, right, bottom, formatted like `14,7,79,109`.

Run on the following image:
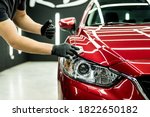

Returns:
41,20,55,39
51,43,80,59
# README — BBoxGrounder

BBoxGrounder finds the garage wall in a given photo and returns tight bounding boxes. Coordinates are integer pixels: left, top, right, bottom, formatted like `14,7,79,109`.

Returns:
0,37,27,72
25,0,89,61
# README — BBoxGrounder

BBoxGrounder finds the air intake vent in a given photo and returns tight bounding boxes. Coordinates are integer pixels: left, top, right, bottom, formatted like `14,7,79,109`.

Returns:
137,76,150,99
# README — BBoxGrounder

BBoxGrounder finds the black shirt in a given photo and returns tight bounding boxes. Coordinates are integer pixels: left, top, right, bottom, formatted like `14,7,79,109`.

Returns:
0,0,26,21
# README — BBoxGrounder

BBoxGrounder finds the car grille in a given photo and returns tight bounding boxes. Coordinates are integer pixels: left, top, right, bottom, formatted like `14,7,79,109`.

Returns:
137,76,150,99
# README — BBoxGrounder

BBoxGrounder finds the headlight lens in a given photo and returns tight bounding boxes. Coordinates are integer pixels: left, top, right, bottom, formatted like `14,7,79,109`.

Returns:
61,57,121,87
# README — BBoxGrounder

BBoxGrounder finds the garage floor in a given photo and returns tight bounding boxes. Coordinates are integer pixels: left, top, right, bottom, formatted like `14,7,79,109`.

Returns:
0,62,58,100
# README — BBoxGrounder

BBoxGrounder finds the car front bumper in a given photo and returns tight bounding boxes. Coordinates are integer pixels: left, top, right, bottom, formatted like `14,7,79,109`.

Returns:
58,70,145,100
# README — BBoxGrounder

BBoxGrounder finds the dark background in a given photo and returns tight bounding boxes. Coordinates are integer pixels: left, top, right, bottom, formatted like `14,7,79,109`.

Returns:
0,0,89,72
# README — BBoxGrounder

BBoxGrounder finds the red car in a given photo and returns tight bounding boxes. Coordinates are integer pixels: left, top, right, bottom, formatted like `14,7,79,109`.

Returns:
57,0,150,100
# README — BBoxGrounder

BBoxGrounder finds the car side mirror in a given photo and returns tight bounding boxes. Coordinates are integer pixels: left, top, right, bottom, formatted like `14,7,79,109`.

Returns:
59,17,76,34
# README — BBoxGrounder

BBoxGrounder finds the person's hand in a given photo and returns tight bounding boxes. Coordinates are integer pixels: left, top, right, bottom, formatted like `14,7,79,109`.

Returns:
51,43,80,59
41,20,55,39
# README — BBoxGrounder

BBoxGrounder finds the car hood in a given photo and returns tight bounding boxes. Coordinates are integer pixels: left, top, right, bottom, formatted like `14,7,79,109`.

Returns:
72,24,150,76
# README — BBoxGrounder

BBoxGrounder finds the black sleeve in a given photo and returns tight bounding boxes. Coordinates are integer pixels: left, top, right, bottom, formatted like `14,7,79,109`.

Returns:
0,3,8,21
18,0,26,10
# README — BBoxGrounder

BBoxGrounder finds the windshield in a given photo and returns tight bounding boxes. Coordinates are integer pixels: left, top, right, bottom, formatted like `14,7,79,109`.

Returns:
102,5,150,24
86,1,150,26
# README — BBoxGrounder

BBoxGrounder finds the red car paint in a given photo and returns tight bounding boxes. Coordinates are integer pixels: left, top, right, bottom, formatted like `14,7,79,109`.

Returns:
58,0,150,100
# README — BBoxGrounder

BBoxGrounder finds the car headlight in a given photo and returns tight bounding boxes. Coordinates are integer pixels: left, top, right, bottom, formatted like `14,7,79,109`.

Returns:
61,57,121,87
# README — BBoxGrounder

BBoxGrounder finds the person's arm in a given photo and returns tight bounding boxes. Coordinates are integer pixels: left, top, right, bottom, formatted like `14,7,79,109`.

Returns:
0,19,79,57
13,10,42,35
0,19,53,55
13,10,55,39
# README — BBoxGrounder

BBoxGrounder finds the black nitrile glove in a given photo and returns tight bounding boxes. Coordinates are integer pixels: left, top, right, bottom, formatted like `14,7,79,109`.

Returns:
41,20,55,39
52,43,80,59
